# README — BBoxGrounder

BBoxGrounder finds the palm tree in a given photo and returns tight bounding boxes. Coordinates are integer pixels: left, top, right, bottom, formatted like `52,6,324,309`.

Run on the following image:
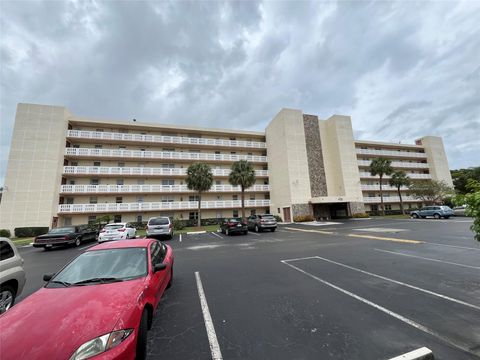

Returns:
185,163,213,227
369,157,393,216
389,170,411,215
228,160,256,219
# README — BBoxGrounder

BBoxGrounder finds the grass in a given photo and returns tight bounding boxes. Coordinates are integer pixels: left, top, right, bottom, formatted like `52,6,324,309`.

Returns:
371,214,411,219
12,237,35,246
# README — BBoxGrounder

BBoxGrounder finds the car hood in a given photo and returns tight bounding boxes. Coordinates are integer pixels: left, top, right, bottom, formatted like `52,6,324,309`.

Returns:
0,278,146,360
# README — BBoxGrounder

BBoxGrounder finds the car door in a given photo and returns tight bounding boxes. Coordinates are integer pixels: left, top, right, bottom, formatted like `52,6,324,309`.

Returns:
149,242,167,308
419,207,429,217
247,216,255,229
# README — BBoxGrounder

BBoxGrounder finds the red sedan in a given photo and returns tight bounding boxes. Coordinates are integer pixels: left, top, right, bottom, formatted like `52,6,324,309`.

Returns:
0,239,173,360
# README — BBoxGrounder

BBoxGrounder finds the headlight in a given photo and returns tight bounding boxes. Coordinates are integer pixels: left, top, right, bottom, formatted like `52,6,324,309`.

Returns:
69,329,133,360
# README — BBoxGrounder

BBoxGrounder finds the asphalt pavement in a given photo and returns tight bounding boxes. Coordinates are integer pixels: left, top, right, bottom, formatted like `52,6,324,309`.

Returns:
15,217,480,359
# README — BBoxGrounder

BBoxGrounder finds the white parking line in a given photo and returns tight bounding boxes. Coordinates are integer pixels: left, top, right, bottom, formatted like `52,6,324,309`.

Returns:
179,234,182,242
374,249,480,270
194,272,223,360
312,256,480,311
210,232,223,239
281,260,478,357
423,242,480,252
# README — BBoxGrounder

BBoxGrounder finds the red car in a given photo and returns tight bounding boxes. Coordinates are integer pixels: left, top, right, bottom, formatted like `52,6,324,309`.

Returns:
0,239,173,360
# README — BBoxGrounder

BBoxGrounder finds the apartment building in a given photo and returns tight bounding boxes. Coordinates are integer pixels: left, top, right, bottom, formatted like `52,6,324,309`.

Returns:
0,104,453,232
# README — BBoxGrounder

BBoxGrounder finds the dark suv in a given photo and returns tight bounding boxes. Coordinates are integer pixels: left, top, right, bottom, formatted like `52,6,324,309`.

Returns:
220,218,248,235
247,214,277,232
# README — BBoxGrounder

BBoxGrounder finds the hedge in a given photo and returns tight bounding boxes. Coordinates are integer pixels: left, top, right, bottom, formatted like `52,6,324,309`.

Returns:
0,229,11,238
14,227,49,238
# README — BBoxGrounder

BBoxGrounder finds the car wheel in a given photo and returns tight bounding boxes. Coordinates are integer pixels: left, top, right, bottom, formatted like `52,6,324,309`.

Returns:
412,213,419,219
0,285,16,314
434,213,441,219
74,237,81,247
243,230,248,235
167,267,173,289
136,310,149,360
44,246,52,251
271,228,276,232
254,225,259,232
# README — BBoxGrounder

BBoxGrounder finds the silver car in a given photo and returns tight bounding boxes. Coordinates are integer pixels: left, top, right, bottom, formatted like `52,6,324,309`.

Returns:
0,238,26,314
146,217,174,239
247,214,277,232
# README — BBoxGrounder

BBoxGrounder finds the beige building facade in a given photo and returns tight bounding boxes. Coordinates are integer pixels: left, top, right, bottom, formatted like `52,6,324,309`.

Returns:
0,104,453,232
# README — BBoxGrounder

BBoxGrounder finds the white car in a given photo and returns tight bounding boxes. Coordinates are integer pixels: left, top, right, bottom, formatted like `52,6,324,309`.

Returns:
98,223,137,243
0,238,26,314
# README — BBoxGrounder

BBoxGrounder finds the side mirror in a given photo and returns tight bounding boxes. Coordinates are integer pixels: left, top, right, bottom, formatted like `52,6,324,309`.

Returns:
154,263,167,272
43,273,54,282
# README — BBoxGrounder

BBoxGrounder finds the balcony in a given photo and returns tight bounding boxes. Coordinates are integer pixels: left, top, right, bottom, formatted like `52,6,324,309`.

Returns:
356,148,427,159
361,184,408,191
359,172,431,180
60,184,270,194
363,196,418,203
63,166,269,178
67,130,267,149
58,200,271,214
65,147,267,163
357,160,429,169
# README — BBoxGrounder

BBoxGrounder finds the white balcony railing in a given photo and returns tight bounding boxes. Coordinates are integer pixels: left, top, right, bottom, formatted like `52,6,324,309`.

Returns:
359,172,431,179
65,148,267,163
58,200,271,214
363,196,418,203
60,184,270,194
63,166,269,177
356,148,427,158
361,184,409,191
357,160,429,169
67,130,267,149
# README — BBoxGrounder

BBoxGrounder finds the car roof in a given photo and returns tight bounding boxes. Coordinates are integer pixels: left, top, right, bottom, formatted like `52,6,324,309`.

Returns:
148,216,170,220
104,222,126,226
87,239,154,251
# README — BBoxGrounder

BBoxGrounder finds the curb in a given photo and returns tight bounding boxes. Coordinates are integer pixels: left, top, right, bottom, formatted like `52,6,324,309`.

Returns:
186,231,207,235
388,347,434,360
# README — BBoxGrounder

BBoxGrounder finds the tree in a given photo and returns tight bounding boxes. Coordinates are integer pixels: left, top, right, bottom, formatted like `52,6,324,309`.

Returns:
185,163,213,227
454,179,480,242
229,160,256,219
451,167,480,194
409,180,454,205
389,171,411,215
369,157,393,216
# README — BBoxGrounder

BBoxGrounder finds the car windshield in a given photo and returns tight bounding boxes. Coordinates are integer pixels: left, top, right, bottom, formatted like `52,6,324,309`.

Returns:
260,215,275,219
104,224,124,230
52,248,147,285
149,218,169,225
48,227,75,233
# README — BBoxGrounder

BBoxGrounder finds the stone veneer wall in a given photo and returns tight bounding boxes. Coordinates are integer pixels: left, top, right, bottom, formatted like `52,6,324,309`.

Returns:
349,202,366,215
292,203,313,218
303,115,327,197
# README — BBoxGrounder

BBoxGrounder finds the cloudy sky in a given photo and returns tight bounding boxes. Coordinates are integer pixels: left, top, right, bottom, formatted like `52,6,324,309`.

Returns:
1,0,479,185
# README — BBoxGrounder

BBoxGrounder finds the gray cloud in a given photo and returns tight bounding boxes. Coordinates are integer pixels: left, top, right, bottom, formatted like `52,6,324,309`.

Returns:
1,0,479,184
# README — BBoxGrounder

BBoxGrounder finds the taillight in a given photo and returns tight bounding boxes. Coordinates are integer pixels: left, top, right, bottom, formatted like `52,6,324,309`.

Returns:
169,223,173,229
64,236,70,240
118,228,126,232
260,219,265,223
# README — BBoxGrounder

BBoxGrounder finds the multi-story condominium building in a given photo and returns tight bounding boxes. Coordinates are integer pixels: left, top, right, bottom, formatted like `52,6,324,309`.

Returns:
0,104,453,232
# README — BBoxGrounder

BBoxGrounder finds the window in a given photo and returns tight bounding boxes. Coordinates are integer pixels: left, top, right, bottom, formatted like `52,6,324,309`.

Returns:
94,144,103,149
250,194,255,200
88,215,96,224
0,240,15,260
118,162,125,167
161,164,175,169
69,180,75,185
277,208,280,213
119,146,126,149
136,215,143,222
73,144,80,148
229,137,236,141
116,197,123,203
137,179,145,185
89,196,97,204
232,195,238,200
114,215,122,223
150,242,162,267
250,209,256,216
137,196,144,203
64,217,72,226
385,204,392,211
95,129,104,132
189,195,199,202
66,197,74,204
371,205,378,212
161,196,174,203
163,148,175,152
162,179,174,186
231,151,236,155
71,161,78,166
233,209,239,217
216,181,221,185
90,179,99,185
93,161,101,167
189,212,198,220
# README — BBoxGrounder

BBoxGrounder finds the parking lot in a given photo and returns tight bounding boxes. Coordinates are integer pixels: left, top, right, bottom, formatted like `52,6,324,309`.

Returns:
17,217,480,359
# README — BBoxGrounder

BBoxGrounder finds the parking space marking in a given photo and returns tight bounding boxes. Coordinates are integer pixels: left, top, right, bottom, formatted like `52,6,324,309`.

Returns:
348,233,423,244
210,232,223,239
281,260,478,358
423,242,480,252
285,227,334,235
308,256,480,311
375,249,480,270
179,234,182,242
194,272,223,360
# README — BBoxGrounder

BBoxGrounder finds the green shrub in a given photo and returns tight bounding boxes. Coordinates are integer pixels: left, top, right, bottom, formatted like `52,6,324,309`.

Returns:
274,215,283,223
352,213,370,218
14,227,49,238
0,229,11,238
172,218,185,230
293,215,314,222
